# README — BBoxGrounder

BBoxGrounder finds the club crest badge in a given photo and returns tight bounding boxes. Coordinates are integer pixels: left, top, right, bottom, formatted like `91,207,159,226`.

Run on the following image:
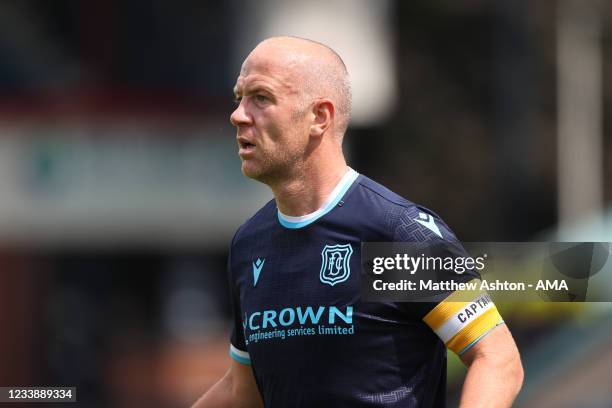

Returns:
320,243,353,286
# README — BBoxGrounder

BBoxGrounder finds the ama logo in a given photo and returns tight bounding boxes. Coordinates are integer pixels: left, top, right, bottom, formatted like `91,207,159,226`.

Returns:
320,243,353,286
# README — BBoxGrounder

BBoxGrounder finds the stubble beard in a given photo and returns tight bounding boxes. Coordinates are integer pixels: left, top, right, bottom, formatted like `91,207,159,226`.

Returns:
243,108,310,186
241,142,305,187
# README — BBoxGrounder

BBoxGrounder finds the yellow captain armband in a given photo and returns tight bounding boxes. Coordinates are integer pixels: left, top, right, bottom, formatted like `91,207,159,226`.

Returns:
423,285,504,355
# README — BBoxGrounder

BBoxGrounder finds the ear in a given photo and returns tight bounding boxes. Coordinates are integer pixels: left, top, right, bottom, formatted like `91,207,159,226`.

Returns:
310,99,335,138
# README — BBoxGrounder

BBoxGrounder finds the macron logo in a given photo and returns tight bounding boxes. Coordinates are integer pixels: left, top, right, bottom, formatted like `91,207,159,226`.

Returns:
415,212,443,238
252,258,265,287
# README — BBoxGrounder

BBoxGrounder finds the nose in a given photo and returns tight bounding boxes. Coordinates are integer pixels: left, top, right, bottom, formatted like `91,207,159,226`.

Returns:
230,99,252,127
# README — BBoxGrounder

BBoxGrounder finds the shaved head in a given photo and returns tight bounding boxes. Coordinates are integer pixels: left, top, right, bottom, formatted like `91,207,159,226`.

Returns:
231,36,351,185
244,36,352,137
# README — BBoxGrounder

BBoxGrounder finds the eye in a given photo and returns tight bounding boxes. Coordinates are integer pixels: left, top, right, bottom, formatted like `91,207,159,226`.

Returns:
254,94,267,103
233,96,242,105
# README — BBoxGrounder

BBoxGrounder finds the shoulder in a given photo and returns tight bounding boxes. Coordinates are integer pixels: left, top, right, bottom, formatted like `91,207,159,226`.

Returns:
352,174,461,243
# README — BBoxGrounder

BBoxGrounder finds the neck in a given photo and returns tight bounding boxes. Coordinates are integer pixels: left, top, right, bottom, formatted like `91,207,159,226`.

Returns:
271,158,348,216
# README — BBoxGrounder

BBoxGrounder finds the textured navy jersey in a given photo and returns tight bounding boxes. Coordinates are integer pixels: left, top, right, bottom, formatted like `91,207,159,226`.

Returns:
228,169,503,407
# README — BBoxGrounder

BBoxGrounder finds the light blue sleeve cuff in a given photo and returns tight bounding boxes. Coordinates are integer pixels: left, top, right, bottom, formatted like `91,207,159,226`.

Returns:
230,344,251,365
458,321,506,356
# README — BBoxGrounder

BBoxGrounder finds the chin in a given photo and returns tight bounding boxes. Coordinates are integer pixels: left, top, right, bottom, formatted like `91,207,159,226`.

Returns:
241,162,265,181
241,162,283,185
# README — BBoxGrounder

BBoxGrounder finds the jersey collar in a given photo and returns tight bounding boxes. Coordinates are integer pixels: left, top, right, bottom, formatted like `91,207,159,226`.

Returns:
277,168,359,229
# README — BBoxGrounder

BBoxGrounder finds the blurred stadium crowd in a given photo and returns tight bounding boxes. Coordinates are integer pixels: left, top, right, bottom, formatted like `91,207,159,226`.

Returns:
0,1,611,407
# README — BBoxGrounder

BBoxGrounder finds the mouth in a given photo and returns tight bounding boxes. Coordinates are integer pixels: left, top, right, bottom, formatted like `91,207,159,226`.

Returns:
239,140,255,149
238,138,256,156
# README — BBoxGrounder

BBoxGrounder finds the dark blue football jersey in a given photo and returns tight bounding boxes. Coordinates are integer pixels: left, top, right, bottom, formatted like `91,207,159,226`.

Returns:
228,169,503,407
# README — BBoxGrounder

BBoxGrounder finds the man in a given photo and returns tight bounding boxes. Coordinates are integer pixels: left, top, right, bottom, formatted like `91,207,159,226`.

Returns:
192,36,523,407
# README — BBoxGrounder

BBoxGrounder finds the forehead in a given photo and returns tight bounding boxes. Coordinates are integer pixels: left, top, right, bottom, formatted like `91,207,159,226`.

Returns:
233,73,288,95
233,47,301,94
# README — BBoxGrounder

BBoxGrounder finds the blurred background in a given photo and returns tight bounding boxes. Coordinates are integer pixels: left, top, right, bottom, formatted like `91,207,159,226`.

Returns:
0,0,611,407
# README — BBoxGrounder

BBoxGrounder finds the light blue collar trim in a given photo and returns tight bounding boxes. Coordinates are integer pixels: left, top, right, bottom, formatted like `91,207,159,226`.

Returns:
278,168,359,229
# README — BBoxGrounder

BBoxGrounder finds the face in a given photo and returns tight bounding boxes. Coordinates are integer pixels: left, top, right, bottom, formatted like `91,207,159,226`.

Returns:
230,46,312,184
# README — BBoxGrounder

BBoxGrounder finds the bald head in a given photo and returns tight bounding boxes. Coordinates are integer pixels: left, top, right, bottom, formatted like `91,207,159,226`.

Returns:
243,36,352,137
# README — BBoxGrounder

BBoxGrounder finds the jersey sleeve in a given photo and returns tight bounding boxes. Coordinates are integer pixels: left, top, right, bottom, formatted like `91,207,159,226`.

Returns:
393,205,505,355
227,242,252,365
